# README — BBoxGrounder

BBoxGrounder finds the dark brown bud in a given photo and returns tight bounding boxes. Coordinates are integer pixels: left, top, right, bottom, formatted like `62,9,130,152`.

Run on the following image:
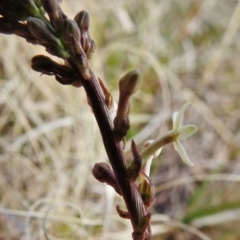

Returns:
27,17,69,58
41,0,66,30
62,18,81,44
92,162,121,195
68,35,91,79
31,55,72,76
41,0,59,13
113,69,142,142
74,10,90,32
119,69,142,96
27,17,55,42
74,10,95,57
31,55,79,86
126,141,142,182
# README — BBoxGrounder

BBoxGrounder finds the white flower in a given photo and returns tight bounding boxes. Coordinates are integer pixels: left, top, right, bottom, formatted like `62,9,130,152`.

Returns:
172,102,197,166
140,102,198,168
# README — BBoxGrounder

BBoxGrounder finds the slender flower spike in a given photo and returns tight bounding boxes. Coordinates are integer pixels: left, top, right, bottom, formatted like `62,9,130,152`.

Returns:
172,102,197,166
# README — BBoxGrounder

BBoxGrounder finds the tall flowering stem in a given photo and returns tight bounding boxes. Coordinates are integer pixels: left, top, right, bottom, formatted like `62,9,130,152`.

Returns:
0,0,151,239
0,1,198,239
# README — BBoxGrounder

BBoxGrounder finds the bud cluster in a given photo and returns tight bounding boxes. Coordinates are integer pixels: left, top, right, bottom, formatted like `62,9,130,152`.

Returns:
0,0,96,81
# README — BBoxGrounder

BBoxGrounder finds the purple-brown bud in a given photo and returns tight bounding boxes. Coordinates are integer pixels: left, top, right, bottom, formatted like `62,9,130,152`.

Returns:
41,0,66,30
41,0,59,13
27,17,55,43
62,18,81,44
113,69,142,142
74,10,90,32
119,69,142,96
92,162,121,195
74,10,95,58
27,17,69,58
68,35,91,79
31,55,80,86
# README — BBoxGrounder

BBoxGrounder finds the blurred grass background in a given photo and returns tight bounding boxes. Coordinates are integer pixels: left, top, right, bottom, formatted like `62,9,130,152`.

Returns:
0,0,240,239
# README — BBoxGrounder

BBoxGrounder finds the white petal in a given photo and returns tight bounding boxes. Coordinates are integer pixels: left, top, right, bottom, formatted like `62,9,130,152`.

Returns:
172,112,178,130
177,124,198,140
142,156,153,176
174,140,194,166
175,102,190,129
173,141,178,151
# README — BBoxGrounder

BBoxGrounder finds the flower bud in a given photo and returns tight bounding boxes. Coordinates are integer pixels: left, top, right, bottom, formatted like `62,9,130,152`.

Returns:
41,0,66,30
119,69,142,96
113,69,142,142
74,10,95,58
41,0,59,13
31,55,74,77
31,55,79,86
27,17,55,42
67,35,91,79
92,162,121,195
74,10,90,32
27,17,69,58
62,18,81,44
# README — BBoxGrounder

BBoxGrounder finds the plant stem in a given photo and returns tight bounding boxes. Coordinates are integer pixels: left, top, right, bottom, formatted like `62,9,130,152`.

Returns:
81,69,152,239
